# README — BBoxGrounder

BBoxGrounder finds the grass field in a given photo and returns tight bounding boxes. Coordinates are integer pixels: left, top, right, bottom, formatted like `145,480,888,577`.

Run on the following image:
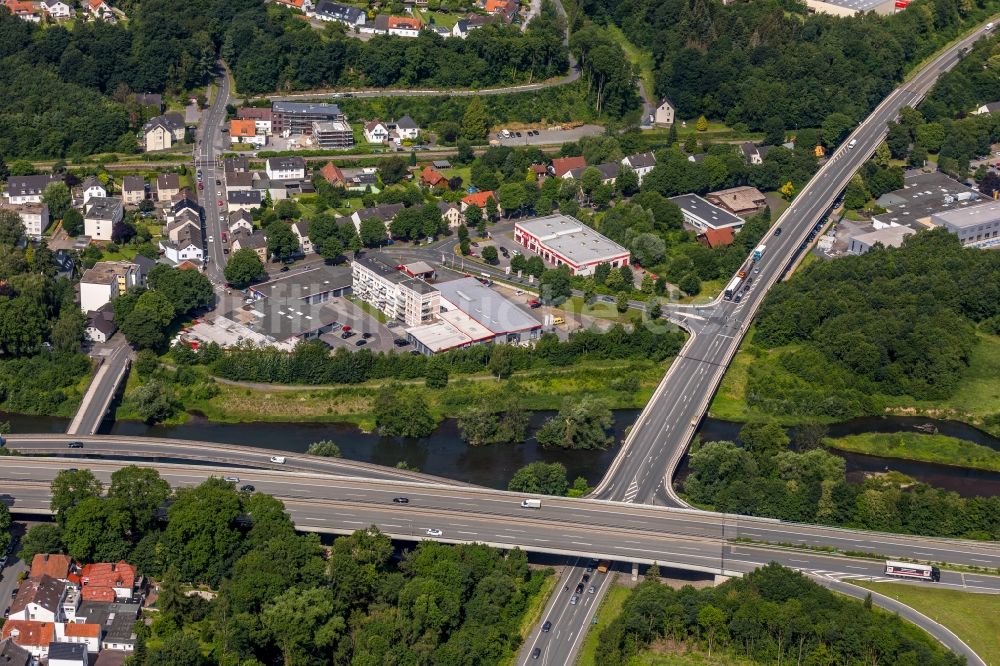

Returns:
606,25,656,107
676,278,722,305
852,581,1000,666
577,582,629,666
823,432,1000,472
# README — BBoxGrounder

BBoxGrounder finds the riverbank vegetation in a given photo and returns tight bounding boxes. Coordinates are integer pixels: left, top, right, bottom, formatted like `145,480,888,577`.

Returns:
852,581,1000,666
592,564,963,666
823,432,1000,473
712,231,1000,435
25,467,550,665
682,424,1000,541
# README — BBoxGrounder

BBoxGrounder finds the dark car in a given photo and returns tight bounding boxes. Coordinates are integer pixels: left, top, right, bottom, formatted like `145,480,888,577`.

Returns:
773,227,782,236
393,497,409,504
393,338,410,347
531,648,541,659
341,331,355,339
575,583,584,594
362,332,373,339
355,339,367,347
216,179,221,185
582,574,591,583
240,484,255,492
67,441,83,448
542,621,552,633
280,266,290,272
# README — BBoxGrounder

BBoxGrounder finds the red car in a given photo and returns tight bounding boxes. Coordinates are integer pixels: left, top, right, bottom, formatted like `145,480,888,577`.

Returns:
217,199,224,206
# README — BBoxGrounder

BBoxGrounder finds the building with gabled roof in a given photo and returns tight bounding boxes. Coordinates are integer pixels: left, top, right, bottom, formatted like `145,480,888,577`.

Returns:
10,575,67,623
550,156,586,179
29,554,72,581
1,621,55,659
514,214,630,276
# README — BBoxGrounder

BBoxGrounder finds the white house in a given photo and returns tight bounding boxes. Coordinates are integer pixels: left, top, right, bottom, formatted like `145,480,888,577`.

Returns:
83,197,123,241
0,203,49,238
159,224,203,264
53,622,101,655
621,152,656,185
364,120,389,143
4,175,61,205
81,177,106,204
229,210,254,234
312,0,365,25
437,201,464,229
40,0,74,18
653,98,675,126
79,261,142,313
387,15,421,37
291,220,314,254
87,0,114,20
265,156,306,181
84,304,117,343
8,576,67,623
48,643,88,666
389,115,420,142
142,113,185,152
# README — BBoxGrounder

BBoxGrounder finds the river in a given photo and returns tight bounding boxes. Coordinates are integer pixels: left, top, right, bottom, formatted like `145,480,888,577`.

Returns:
3,410,999,496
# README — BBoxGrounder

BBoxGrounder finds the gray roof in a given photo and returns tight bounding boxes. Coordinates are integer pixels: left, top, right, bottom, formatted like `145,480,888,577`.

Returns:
47,642,87,661
624,152,656,169
11,575,65,615
121,175,145,193
432,160,452,169
84,197,123,221
516,214,629,266
931,200,1000,229
0,638,30,666
132,254,156,276
234,230,267,249
356,203,404,222
436,277,540,334
740,142,760,159
230,209,253,225
266,156,306,171
87,303,117,336
669,193,744,230
133,93,162,109
156,173,180,190
224,156,250,173
227,172,254,188
272,101,343,116
75,601,141,647
568,162,619,181
873,171,980,229
228,191,263,206
82,176,103,190
314,0,364,22
143,112,184,134
5,175,61,198
395,115,418,130
354,254,437,293
249,263,353,301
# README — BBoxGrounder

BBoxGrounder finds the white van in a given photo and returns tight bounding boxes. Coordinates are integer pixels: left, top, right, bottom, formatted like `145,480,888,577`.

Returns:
848,139,857,150
521,499,542,509
270,456,286,464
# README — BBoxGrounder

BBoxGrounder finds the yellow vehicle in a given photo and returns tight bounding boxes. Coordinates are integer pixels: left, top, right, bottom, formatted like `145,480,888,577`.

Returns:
597,560,610,574
553,316,565,325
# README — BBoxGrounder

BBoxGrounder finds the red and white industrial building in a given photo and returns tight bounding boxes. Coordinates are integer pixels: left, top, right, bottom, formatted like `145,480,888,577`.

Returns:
513,214,630,276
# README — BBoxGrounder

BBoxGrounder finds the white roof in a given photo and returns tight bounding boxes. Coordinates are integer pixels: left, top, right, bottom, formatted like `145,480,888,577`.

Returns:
406,320,473,353
515,214,629,267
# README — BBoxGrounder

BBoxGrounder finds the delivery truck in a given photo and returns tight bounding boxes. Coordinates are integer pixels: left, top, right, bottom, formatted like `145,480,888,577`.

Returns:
520,499,542,509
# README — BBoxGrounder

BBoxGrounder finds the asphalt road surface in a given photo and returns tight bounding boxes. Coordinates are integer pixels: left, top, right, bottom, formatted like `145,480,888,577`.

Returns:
197,70,232,283
65,339,131,436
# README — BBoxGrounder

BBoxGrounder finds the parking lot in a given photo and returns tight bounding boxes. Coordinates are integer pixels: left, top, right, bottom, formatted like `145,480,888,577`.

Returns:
493,124,605,147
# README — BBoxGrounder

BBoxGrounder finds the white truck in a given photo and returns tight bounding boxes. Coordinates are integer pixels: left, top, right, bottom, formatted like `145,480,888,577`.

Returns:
520,499,542,509
753,244,767,261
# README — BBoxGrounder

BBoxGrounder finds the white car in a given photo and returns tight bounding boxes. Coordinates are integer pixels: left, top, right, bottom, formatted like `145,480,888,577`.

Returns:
223,476,240,483
208,236,214,243
425,528,443,537
269,456,286,464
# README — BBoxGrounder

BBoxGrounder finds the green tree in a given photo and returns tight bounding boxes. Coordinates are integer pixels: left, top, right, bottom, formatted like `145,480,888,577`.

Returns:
19,523,63,561
62,497,130,562
535,396,614,449
465,204,483,230
0,503,10,554
461,96,489,140
224,248,265,288
540,267,572,304
307,440,342,457
695,115,708,131
822,112,854,146
42,181,71,219
263,587,342,666
507,462,570,495
51,468,103,525
458,394,528,445
161,478,243,584
131,379,175,424
145,633,205,666
481,245,499,264
488,344,516,379
50,308,84,352
425,364,449,388
739,422,790,467
61,208,84,236
698,604,728,656
120,306,168,349
843,173,870,209
147,264,213,315
108,465,171,535
679,272,701,296
359,218,388,247
266,222,300,262
616,291,629,313
374,386,437,437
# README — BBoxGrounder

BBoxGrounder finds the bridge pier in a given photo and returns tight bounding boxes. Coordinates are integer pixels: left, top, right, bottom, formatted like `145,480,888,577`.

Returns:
631,562,638,581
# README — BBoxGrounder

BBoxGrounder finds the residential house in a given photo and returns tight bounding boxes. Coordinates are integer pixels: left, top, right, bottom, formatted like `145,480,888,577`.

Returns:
274,0,312,11
437,201,464,228
452,14,494,38
230,119,265,148
670,193,745,233
0,203,49,238
79,562,139,603
73,601,141,652
88,0,114,20
52,249,75,277
0,638,30,666
2,0,41,21
142,113,185,152
312,0,365,26
739,142,763,165
461,190,496,212
48,643,88,666
29,554,73,581
653,99,675,126
54,623,101,655
84,303,117,343
156,173,181,201
81,176,106,204
231,229,268,263
388,115,419,142
121,176,146,205
84,197,124,241
621,152,656,184
160,221,204,265
165,193,199,224
363,120,390,144
265,156,307,181
1,621,55,660
228,191,263,213
312,120,354,149
566,162,618,184
236,107,274,135
485,0,517,21
9,575,67,623
420,167,448,188
972,101,1000,115
530,164,548,182
229,210,254,234
291,220,314,254
79,261,142,312
387,15,421,36
706,186,768,217
351,203,405,233
360,13,389,34
40,0,73,19
550,156,586,179
224,155,250,175
344,170,378,192
225,171,254,193
698,226,735,248
4,175,61,205
320,162,346,186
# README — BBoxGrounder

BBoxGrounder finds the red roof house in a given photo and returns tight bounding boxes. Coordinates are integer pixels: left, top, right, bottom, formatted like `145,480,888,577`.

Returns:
420,167,448,188
551,156,586,178
461,191,496,211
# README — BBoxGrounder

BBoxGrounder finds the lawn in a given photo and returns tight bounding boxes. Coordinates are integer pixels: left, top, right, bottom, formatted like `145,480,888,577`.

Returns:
577,582,629,666
346,295,388,323
676,278,722,305
823,432,1000,472
606,25,656,107
416,9,461,28
852,581,1000,666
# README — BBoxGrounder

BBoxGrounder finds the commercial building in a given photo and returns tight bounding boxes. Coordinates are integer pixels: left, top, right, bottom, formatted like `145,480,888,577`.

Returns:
847,226,915,255
83,197,124,241
0,202,49,237
670,193,745,232
873,170,979,231
79,261,142,313
249,262,352,304
513,214,630,276
214,297,346,351
312,120,355,149
272,101,346,135
73,602,141,652
931,201,1000,246
351,255,439,326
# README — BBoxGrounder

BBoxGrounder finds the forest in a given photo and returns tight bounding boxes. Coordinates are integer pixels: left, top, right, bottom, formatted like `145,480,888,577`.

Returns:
580,0,1000,133
683,423,1000,540
745,230,1000,418
23,467,549,665
595,563,965,666
225,1,569,94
